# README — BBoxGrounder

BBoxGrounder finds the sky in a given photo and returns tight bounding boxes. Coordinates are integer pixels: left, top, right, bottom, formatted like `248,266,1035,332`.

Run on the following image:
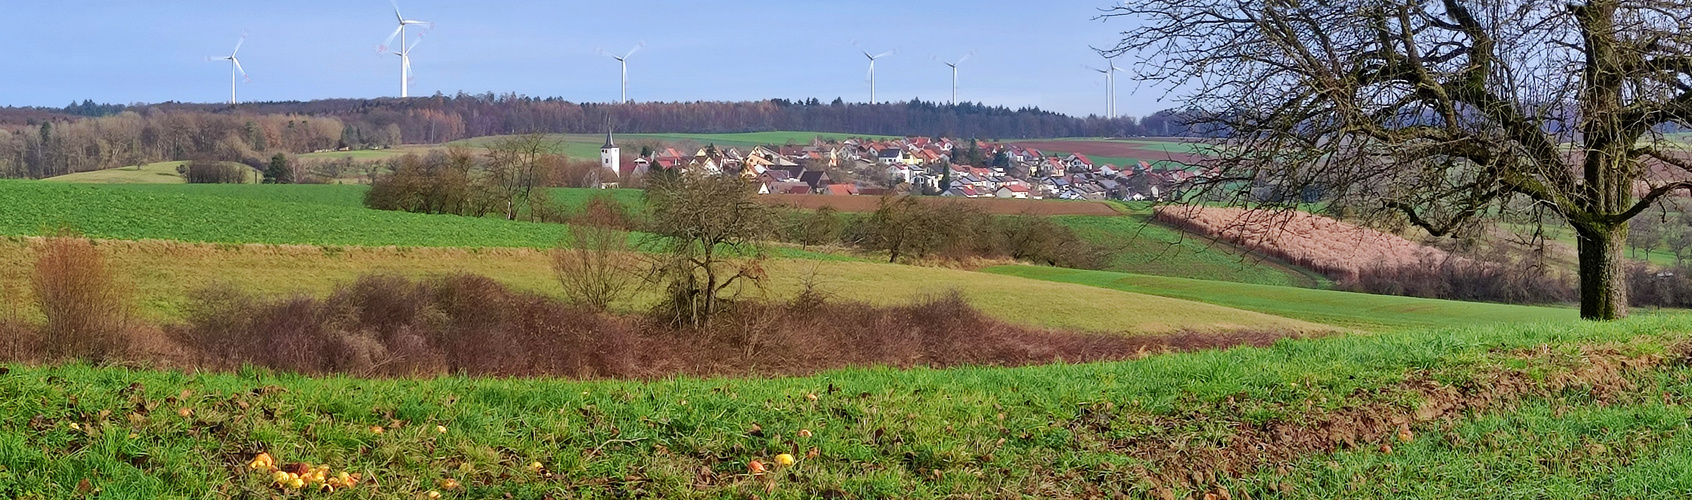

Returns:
0,1,1177,118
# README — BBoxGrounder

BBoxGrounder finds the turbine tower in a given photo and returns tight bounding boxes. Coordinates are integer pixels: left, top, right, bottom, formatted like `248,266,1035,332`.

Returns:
1085,58,1124,118
379,1,432,98
208,34,249,105
858,45,896,105
600,43,645,103
939,53,972,106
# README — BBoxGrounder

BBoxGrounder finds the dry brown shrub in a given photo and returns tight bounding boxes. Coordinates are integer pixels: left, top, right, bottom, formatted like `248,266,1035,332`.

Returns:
1155,206,1455,280
168,273,1302,379
554,198,638,311
32,236,133,362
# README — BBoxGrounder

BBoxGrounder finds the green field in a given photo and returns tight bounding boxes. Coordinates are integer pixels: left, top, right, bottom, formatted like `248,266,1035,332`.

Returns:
4,316,1685,498
1054,214,1322,287
985,265,1575,331
0,180,569,248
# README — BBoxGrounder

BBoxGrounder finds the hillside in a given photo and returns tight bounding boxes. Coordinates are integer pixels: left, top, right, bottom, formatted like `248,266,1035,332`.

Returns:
41,161,191,184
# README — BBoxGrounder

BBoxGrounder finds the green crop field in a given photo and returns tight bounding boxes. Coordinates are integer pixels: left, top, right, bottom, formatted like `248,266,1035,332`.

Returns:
985,265,1576,331
0,180,569,248
3,315,1684,498
1053,214,1322,287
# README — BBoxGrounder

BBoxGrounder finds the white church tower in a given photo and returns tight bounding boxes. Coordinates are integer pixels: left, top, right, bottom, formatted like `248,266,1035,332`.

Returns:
599,130,621,188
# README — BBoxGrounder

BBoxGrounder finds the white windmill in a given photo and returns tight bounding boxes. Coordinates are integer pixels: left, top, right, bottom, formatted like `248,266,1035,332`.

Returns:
379,1,432,98
207,34,249,105
599,42,645,103
938,52,973,106
1084,58,1124,118
857,44,896,105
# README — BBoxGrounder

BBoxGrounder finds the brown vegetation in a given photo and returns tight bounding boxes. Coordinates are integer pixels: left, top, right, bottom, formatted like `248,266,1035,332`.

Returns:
758,194,1124,216
1156,206,1453,281
31,236,133,361
160,274,1293,379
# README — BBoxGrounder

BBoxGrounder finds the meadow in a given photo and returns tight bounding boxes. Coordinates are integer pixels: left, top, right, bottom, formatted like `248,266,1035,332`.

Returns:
0,238,1322,335
4,315,1685,498
986,265,1574,331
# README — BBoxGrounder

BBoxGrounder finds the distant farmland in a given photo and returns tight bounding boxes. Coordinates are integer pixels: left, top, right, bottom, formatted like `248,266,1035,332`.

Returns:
756,194,1126,215
1014,138,1209,166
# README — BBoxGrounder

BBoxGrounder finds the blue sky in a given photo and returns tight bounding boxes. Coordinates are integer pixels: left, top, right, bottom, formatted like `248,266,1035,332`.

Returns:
0,1,1172,117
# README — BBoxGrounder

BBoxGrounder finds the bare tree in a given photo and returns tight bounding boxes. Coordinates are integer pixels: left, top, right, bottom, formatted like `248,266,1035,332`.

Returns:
643,171,774,326
485,133,554,220
552,197,637,311
1108,0,1692,319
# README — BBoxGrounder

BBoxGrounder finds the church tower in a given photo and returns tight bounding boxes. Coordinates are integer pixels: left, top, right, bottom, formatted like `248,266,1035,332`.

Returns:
599,130,621,188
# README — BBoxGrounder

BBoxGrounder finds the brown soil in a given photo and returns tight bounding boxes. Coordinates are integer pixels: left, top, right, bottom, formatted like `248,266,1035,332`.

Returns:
1012,139,1210,165
1092,342,1687,498
756,194,1125,215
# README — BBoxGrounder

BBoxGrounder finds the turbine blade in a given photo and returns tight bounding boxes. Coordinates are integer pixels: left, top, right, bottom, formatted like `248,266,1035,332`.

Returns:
379,25,404,52
233,58,248,80
874,50,896,59
863,51,874,60
625,41,644,59
408,35,424,52
392,0,404,22
957,52,971,65
232,36,245,56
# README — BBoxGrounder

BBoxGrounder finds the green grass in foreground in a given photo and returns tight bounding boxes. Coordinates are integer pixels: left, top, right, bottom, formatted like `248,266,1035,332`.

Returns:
2,316,1687,498
985,265,1575,331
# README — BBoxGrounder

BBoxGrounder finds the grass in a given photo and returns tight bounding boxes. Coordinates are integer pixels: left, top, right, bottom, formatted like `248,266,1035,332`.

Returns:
40,162,253,185
1053,214,1322,287
0,180,570,248
983,265,1575,331
0,239,1324,335
2,314,1686,498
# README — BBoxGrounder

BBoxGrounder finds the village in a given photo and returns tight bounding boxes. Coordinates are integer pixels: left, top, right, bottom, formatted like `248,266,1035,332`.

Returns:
608,134,1209,201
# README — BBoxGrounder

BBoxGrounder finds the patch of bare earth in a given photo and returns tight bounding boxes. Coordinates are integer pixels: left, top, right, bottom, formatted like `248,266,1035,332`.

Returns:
1075,342,1687,499
1155,206,1455,281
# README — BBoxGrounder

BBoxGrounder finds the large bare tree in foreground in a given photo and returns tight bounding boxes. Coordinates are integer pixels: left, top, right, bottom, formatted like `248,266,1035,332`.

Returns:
1107,0,1692,319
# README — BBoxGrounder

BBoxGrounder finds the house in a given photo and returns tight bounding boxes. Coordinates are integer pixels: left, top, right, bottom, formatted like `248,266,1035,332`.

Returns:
823,183,859,196
798,170,831,191
877,148,904,166
994,183,1031,199
1064,153,1093,171
886,164,913,185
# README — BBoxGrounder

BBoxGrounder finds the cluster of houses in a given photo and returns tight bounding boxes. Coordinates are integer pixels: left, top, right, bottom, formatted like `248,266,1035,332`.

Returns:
606,133,1210,201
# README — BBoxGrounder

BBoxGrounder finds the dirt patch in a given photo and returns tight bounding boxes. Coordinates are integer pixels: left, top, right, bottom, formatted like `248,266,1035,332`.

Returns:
756,194,1124,216
1012,139,1210,165
1091,342,1685,498
1155,206,1454,281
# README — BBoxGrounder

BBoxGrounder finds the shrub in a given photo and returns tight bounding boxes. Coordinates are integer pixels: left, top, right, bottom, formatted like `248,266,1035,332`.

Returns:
1344,256,1575,304
32,236,132,361
182,160,248,184
0,278,34,361
552,222,636,312
166,273,1284,379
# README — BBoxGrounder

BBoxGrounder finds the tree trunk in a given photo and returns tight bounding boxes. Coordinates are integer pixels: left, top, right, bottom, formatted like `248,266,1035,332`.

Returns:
1576,223,1628,320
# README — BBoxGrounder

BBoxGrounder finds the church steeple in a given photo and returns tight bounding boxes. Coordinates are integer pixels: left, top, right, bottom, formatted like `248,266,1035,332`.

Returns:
602,130,616,149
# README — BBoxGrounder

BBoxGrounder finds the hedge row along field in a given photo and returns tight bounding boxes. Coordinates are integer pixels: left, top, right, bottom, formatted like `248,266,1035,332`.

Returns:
3,316,1687,498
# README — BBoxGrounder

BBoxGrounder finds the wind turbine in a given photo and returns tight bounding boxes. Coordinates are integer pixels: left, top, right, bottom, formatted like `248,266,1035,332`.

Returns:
599,42,645,103
938,52,973,106
857,44,896,105
1084,58,1124,118
208,34,249,105
379,1,432,98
